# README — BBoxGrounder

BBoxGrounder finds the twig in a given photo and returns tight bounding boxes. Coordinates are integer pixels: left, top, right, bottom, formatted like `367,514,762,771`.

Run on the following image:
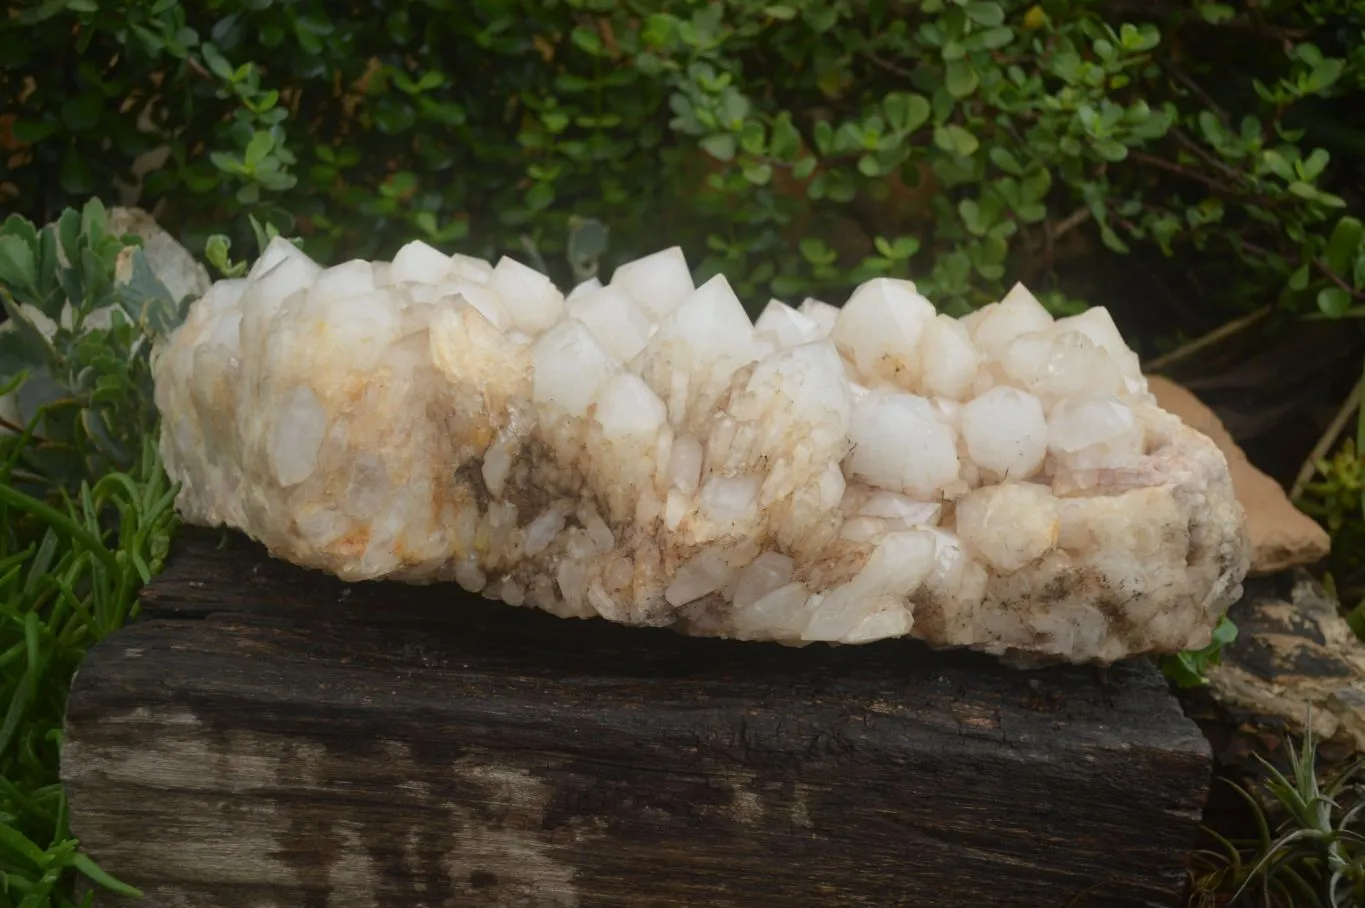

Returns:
863,51,917,80
1315,258,1365,301
1291,370,1365,501
1141,305,1272,373
1130,151,1247,196
1052,207,1092,241
1163,62,1230,122
1021,207,1092,285
1171,129,1248,186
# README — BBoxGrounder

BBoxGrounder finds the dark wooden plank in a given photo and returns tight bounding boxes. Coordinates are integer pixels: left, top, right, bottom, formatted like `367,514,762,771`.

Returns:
63,529,1211,907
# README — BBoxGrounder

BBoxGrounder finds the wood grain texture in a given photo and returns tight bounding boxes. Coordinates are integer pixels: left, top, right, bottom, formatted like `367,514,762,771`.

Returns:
63,529,1212,907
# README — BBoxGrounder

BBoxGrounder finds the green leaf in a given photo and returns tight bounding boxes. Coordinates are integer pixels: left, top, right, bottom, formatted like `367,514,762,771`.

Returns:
1302,58,1344,95
933,125,979,157
1318,286,1351,317
1210,614,1238,648
116,248,180,333
571,26,604,55
964,1,1003,26
874,236,920,259
945,59,978,99
989,147,1023,175
1287,264,1311,291
1288,181,1321,202
0,819,47,870
0,236,37,294
1197,3,1234,24
60,94,102,131
244,131,274,169
883,93,930,134
201,41,233,79
699,133,736,162
1325,217,1364,277
1099,225,1130,254
209,151,245,175
799,237,836,266
857,155,880,177
958,199,988,236
57,209,80,269
1093,139,1128,162
1300,147,1330,181
977,26,1013,49
1262,149,1295,182
813,120,834,155
743,162,773,184
768,115,802,160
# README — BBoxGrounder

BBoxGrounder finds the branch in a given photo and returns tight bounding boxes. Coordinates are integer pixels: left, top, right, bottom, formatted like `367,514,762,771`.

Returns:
1055,207,1092,239
1129,150,1248,197
1315,258,1365,302
1291,370,1365,501
1170,129,1248,187
1141,305,1271,373
1235,239,1365,303
863,51,917,81
1020,207,1091,285
1162,62,1230,122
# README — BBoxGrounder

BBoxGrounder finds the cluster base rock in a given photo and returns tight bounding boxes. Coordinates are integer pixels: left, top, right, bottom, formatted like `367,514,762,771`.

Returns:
151,238,1251,665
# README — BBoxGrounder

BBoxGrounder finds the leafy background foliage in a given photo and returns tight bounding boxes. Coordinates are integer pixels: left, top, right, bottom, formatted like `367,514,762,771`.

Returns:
3,0,1362,326
3,0,1365,905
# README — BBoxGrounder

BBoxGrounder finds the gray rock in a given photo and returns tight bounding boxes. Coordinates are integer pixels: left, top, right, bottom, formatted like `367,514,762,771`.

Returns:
109,207,211,305
1207,569,1365,754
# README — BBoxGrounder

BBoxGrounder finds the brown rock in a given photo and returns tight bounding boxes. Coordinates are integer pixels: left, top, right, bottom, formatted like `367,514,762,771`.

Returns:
1148,375,1329,574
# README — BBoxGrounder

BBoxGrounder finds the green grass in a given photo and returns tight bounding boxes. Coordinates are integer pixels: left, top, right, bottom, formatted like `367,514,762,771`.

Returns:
0,424,177,906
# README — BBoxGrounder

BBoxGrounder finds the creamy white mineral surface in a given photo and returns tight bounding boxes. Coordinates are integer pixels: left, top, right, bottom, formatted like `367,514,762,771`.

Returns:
151,238,1250,664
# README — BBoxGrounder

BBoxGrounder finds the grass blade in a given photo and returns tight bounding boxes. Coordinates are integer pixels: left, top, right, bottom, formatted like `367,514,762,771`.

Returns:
70,853,143,898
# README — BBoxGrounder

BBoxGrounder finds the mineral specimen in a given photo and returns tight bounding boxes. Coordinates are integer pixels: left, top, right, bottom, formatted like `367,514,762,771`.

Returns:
151,238,1250,664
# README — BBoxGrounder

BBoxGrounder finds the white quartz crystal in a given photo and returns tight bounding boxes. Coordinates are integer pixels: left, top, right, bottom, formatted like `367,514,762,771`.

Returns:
152,239,1251,666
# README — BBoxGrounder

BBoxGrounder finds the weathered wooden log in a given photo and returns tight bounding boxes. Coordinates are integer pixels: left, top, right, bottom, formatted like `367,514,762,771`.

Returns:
62,529,1212,907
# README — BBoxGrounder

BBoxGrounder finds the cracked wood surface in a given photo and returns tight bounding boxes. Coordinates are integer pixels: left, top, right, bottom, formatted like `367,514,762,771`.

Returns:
62,528,1212,907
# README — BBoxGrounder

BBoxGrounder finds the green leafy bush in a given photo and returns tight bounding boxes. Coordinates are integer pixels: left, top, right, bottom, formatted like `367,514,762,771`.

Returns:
3,0,1362,326
0,200,184,906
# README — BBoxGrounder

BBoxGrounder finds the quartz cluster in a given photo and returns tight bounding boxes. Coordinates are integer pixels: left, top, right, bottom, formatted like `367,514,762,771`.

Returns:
152,238,1250,664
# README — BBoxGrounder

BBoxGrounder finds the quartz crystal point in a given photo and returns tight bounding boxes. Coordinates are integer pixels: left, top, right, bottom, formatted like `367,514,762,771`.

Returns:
152,238,1250,665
